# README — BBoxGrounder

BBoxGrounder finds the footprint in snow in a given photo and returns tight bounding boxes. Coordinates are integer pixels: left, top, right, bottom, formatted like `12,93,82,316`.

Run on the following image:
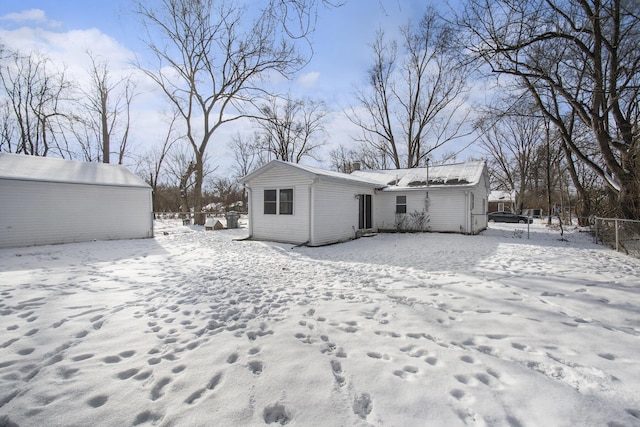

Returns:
425,356,438,366
263,403,292,425
460,355,476,364
150,377,171,401
393,365,419,379
366,351,390,360
353,393,373,419
330,359,346,387
87,394,108,408
248,360,263,376
116,368,140,380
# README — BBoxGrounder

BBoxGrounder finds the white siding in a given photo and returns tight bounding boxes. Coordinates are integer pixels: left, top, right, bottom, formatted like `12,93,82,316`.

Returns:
429,190,467,232
0,179,153,249
246,167,314,245
374,189,467,232
311,182,374,246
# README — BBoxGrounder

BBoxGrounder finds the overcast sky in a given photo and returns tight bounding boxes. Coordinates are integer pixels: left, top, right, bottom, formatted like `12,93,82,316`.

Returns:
0,0,482,175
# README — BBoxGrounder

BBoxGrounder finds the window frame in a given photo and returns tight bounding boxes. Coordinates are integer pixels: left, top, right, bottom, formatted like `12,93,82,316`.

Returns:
279,189,294,215
396,195,407,214
263,188,294,215
264,189,277,215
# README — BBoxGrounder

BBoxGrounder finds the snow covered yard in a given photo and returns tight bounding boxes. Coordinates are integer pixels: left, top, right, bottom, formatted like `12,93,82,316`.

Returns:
1,220,639,427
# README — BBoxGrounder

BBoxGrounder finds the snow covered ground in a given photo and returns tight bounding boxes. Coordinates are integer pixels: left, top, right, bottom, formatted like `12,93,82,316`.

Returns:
1,219,639,427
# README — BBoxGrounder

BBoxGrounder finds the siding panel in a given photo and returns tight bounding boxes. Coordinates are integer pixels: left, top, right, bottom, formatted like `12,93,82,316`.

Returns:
312,182,374,246
0,180,152,248
246,167,314,245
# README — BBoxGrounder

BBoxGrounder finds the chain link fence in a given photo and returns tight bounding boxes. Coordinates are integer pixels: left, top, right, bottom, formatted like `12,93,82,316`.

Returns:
592,217,640,258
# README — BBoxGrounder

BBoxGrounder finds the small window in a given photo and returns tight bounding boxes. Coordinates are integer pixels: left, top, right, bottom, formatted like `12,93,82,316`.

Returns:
279,189,294,215
396,195,407,214
264,190,277,214
498,202,505,212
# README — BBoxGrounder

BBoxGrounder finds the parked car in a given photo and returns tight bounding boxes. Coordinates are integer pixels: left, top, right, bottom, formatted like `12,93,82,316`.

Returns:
487,211,533,224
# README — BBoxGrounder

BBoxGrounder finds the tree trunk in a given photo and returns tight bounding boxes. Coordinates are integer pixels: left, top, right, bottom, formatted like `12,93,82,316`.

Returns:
193,155,205,225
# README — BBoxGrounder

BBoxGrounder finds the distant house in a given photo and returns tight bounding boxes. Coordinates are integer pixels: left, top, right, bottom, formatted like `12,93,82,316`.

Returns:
488,190,516,213
0,153,153,249
241,160,489,246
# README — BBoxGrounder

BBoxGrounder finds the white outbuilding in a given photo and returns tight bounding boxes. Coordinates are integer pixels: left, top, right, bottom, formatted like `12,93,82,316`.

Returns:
0,153,153,249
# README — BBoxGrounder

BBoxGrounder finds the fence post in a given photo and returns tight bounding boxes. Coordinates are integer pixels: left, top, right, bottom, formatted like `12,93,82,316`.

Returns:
615,218,619,252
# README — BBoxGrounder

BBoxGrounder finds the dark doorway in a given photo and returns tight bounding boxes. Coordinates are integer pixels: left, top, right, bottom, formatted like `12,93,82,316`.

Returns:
358,194,372,229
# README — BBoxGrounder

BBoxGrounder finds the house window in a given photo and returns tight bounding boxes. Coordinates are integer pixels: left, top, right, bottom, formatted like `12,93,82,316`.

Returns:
279,189,294,215
396,195,407,214
264,190,277,214
264,188,293,215
498,202,505,212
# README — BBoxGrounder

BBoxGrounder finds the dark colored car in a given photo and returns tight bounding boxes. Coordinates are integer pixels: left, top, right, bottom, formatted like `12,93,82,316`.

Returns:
487,211,533,224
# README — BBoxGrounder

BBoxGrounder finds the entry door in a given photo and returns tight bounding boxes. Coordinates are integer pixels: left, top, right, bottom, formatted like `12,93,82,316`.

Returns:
358,194,372,229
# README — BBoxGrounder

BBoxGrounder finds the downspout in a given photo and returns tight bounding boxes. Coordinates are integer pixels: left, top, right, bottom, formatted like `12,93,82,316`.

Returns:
465,190,470,234
246,185,253,238
309,178,318,246
149,188,154,238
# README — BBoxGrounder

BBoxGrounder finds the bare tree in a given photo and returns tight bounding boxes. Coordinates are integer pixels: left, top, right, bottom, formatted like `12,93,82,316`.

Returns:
0,50,71,157
477,101,545,213
138,109,181,211
457,0,640,219
135,0,323,224
72,53,137,164
328,142,392,172
348,8,474,169
253,94,327,163
230,132,262,180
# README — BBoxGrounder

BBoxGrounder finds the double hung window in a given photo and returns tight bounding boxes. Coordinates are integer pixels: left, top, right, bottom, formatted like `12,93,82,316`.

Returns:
396,195,407,214
264,189,293,215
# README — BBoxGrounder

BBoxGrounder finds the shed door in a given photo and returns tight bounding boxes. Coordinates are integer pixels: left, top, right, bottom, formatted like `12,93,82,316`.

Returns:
358,194,372,229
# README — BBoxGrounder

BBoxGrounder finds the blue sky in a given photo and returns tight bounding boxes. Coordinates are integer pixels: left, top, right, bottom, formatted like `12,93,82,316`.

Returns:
0,0,479,172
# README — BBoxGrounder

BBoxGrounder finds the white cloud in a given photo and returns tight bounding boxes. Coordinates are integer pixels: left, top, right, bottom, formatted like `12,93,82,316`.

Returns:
297,71,320,88
0,9,61,28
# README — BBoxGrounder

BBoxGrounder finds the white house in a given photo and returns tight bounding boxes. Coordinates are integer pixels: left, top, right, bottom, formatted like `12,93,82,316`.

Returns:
241,160,489,246
352,161,490,235
488,190,517,213
0,153,153,249
241,160,381,246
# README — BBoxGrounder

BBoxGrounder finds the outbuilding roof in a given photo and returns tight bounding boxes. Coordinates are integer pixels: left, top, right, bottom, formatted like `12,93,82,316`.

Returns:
351,161,487,190
0,153,150,188
241,159,382,187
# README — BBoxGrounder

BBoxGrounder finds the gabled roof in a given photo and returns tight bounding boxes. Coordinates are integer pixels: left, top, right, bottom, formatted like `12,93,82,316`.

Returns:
489,190,516,202
241,159,382,187
0,153,150,188
351,161,487,190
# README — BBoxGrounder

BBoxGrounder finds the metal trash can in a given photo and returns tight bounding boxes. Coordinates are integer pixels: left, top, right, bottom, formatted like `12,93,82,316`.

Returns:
225,211,239,229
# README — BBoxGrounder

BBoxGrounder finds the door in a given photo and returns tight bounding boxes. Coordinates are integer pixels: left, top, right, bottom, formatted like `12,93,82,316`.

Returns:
358,194,372,229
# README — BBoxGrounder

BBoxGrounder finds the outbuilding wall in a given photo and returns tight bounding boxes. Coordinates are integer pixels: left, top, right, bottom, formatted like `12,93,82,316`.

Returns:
245,166,314,245
0,179,153,248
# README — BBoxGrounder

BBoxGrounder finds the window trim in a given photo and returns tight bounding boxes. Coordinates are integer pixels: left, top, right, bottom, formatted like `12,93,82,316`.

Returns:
396,195,407,214
264,189,277,214
279,189,294,215
264,188,294,215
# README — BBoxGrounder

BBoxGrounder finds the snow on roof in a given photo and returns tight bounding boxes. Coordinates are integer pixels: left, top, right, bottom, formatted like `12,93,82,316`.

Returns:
351,160,486,190
242,160,382,187
0,153,150,188
489,190,516,202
